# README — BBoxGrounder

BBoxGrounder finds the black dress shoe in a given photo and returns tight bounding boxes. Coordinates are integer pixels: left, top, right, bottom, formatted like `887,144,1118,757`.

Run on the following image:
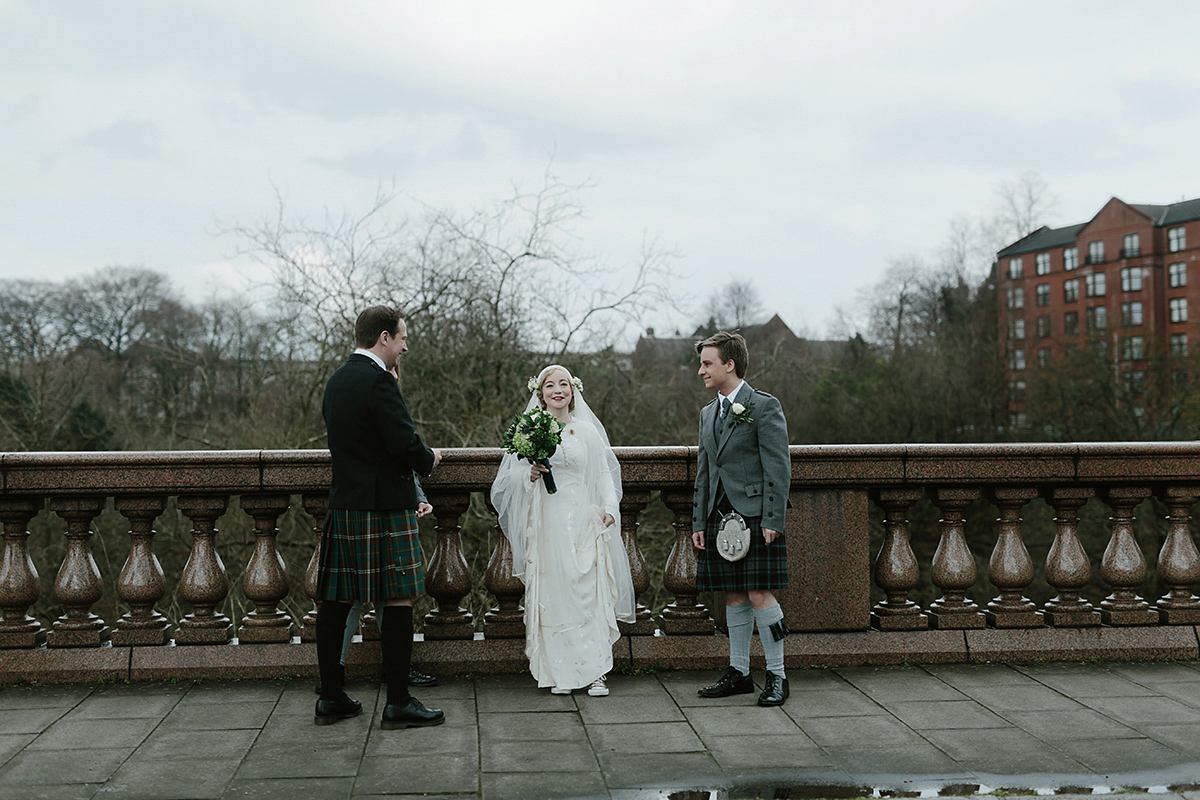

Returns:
314,695,363,725
757,670,789,706
381,698,445,730
697,666,755,698
409,667,439,687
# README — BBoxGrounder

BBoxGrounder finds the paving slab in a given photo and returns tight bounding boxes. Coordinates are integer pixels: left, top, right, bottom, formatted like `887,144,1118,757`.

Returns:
595,751,725,789
221,776,355,800
921,728,1090,774
884,699,1011,730
481,739,598,773
354,753,479,794
479,710,588,743
586,721,704,754
780,687,886,719
24,716,158,751
703,732,833,771
577,694,686,724
105,756,241,799
481,770,608,800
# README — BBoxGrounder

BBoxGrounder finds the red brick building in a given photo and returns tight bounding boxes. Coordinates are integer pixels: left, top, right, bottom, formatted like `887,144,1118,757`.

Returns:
997,196,1200,426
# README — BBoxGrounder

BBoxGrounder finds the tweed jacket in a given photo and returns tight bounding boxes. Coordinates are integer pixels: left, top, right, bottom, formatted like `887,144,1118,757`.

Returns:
322,354,435,511
692,382,790,532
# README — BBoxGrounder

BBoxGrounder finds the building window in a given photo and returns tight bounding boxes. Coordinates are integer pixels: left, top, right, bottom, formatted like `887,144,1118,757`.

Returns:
1120,267,1143,292
1087,240,1105,264
1169,226,1187,252
1063,247,1078,271
1006,288,1024,309
1123,336,1145,361
1063,279,1079,303
1008,411,1028,429
1170,297,1188,323
1170,262,1187,288
1037,347,1051,368
1122,233,1140,258
1086,306,1107,330
1036,315,1050,338
1035,253,1050,275
1035,284,1050,306
1007,258,1023,279
1124,370,1145,395
1009,380,1027,401
1121,301,1143,326
1008,349,1026,370
1008,318,1025,340
1085,273,1106,297
1171,333,1188,356
1064,311,1079,334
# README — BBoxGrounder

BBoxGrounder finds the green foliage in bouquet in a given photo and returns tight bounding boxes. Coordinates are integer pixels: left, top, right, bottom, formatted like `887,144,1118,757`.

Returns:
502,409,564,493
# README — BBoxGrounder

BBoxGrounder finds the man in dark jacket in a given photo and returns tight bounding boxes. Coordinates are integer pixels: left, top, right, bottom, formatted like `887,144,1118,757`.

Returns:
314,305,443,729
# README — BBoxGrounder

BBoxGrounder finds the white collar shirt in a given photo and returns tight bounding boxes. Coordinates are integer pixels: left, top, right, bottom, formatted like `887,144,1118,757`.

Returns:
354,348,387,372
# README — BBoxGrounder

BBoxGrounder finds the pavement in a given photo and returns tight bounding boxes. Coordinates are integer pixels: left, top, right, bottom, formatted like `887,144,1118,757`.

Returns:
4,662,1200,800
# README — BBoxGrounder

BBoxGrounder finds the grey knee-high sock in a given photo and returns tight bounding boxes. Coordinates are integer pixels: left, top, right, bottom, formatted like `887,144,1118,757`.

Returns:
726,603,754,676
339,601,363,666
754,604,786,678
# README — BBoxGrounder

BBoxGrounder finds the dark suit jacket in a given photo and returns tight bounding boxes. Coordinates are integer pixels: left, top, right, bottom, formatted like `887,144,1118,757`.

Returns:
693,382,790,531
323,354,436,511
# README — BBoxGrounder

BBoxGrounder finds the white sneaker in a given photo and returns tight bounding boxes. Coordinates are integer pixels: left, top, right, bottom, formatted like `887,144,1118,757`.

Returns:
550,686,571,695
587,676,609,697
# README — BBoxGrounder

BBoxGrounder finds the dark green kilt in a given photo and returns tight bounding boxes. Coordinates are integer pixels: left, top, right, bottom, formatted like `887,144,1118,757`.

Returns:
317,509,423,602
696,511,788,591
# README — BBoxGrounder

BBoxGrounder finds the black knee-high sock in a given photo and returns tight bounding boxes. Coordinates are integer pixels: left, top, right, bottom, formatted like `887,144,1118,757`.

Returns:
316,600,353,701
380,605,414,707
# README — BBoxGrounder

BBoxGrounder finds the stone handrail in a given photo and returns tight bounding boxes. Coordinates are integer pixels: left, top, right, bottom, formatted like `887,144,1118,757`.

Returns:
2,443,1200,682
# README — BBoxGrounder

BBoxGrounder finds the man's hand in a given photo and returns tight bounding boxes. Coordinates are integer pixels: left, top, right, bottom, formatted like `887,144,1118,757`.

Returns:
431,448,442,469
416,502,433,518
763,528,780,544
692,531,705,549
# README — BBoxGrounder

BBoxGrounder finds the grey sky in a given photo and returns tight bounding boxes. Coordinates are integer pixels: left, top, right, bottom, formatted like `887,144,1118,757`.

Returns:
2,1,1198,339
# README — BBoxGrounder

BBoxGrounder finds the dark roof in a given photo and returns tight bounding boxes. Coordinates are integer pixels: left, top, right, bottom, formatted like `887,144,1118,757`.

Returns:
997,223,1087,257
997,196,1200,258
1159,197,1200,226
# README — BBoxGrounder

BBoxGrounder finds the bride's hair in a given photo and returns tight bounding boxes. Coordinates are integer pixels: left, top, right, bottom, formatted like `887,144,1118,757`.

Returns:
536,366,576,412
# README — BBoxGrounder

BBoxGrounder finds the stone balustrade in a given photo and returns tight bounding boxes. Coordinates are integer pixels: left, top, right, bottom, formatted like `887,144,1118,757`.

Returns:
2,444,1200,682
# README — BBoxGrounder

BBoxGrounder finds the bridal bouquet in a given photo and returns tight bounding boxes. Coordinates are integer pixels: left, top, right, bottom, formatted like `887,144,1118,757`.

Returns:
502,409,563,494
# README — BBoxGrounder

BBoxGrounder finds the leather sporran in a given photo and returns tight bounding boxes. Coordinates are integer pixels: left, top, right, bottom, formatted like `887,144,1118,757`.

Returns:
716,511,751,562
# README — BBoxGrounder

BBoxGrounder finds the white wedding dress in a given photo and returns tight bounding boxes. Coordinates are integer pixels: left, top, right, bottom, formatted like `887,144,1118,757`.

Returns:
490,372,635,691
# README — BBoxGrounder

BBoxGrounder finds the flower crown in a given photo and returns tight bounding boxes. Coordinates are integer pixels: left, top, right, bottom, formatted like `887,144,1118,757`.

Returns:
527,374,584,394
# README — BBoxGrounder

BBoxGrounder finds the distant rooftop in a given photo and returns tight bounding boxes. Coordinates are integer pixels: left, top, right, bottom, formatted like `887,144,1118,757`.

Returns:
997,196,1200,257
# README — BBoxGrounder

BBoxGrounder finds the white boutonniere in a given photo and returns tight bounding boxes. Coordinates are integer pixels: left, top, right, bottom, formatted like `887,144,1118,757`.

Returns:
729,400,755,426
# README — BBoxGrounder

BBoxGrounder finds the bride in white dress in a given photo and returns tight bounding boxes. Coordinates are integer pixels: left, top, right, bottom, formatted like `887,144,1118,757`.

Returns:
490,365,635,696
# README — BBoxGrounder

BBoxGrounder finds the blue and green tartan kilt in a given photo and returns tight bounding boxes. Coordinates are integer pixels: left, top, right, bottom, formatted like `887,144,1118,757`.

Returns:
317,509,424,602
696,511,789,591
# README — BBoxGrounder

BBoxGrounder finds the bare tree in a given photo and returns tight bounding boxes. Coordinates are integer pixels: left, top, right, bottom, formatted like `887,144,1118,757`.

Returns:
700,279,766,331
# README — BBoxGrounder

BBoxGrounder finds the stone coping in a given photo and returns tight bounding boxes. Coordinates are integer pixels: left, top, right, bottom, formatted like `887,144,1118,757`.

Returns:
3,442,1200,496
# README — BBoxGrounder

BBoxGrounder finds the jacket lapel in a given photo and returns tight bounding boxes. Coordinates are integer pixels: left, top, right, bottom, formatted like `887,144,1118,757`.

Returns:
716,383,753,455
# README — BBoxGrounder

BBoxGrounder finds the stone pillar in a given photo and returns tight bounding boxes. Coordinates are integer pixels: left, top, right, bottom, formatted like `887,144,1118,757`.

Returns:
1041,487,1100,627
618,490,655,635
237,494,294,643
300,493,327,643
1099,487,1157,626
112,496,170,646
175,495,232,644
423,493,474,640
927,488,984,629
869,489,928,630
0,498,46,648
1155,487,1200,624
658,490,714,635
46,497,109,647
983,488,1042,628
484,496,525,639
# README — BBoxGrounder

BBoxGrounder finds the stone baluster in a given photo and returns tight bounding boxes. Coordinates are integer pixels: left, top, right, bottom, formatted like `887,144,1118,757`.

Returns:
1098,487,1157,626
237,494,294,643
483,497,525,639
361,605,378,641
619,490,655,635
300,493,328,643
0,498,46,647
1154,487,1200,624
175,494,232,642
46,497,109,647
927,488,984,629
112,496,170,646
869,489,928,630
983,488,1042,628
658,490,714,634
423,492,474,639
1041,487,1100,627
175,495,231,644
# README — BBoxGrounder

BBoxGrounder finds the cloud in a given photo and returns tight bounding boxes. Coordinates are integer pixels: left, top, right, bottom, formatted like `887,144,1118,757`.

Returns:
73,118,165,160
